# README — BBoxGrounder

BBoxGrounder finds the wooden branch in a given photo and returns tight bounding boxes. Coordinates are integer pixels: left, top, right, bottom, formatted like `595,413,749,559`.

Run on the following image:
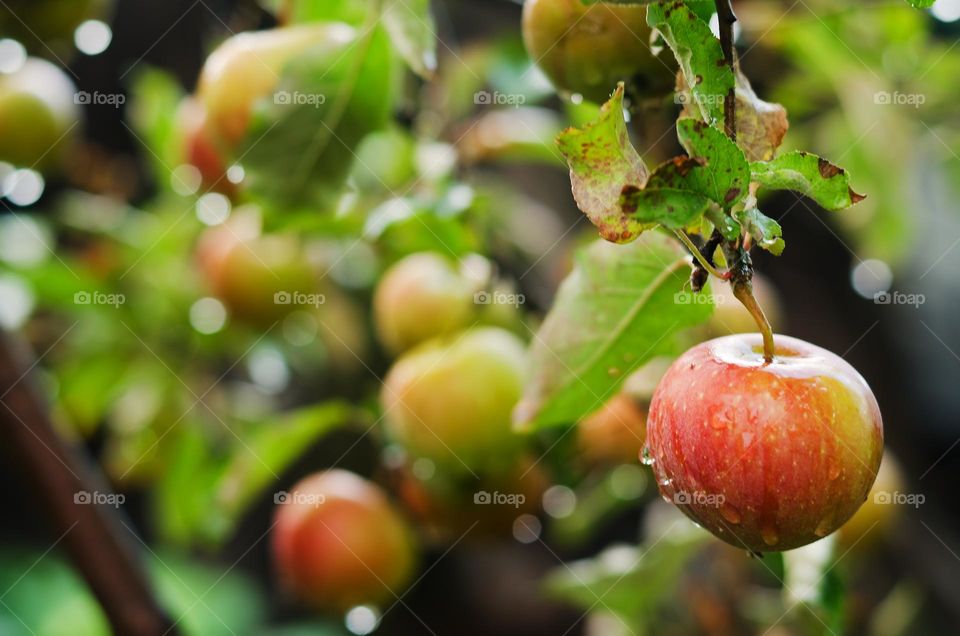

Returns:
715,0,738,140
0,331,179,636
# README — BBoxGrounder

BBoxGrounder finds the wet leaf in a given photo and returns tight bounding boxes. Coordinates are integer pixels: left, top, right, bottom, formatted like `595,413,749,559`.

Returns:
383,0,438,78
736,207,785,255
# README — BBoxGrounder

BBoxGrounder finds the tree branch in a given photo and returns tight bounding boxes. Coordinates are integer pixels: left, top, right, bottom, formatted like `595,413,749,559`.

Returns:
715,0,738,140
0,331,179,636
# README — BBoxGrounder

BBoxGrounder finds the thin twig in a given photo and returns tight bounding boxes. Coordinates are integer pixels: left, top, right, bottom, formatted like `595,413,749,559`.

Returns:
715,0,738,140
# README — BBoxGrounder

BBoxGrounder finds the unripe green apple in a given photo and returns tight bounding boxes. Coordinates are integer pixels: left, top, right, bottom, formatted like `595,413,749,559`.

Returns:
373,252,489,354
197,23,354,148
708,274,784,336
382,327,528,474
522,0,676,103
0,57,80,172
646,334,883,552
272,470,419,613
196,217,317,326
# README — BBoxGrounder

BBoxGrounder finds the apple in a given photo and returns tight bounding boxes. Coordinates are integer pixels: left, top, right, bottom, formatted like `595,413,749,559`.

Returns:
522,0,676,103
196,216,317,326
0,57,80,173
177,97,233,195
708,273,784,336
578,393,647,467
373,252,489,354
272,470,419,613
197,23,354,149
381,327,527,474
645,334,883,551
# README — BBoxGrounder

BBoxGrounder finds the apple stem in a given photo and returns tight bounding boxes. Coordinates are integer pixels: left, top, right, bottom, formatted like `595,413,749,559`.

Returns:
674,230,731,281
732,278,775,363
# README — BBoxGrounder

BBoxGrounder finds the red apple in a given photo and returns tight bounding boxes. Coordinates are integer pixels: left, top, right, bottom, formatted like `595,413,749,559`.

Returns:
645,334,883,551
272,470,419,613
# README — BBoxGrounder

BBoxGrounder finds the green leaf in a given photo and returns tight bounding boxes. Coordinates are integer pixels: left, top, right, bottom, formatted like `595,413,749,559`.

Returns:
556,84,650,243
735,207,784,255
619,185,712,229
241,24,396,210
705,205,740,241
647,0,734,126
676,118,750,208
751,150,866,211
126,67,185,186
904,0,935,7
383,0,438,78
514,233,712,430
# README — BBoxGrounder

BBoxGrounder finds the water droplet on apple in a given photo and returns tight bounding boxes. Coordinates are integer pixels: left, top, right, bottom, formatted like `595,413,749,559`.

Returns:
657,477,673,488
761,523,779,546
640,446,655,466
720,503,741,524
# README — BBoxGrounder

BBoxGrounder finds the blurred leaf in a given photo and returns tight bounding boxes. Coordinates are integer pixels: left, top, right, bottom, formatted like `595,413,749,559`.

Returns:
514,233,712,430
556,84,651,243
276,0,368,24
242,24,396,210
904,0,934,7
209,402,358,541
127,67,185,184
735,207,784,255
648,0,733,127
545,535,705,624
751,150,865,211
383,0,437,78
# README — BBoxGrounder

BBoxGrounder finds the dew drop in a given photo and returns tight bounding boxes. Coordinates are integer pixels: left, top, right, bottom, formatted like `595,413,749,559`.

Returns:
640,446,656,466
761,523,779,546
720,503,742,525
657,477,673,488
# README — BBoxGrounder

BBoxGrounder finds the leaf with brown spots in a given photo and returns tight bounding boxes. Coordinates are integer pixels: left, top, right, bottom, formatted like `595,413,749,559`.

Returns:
675,118,750,210
556,84,650,243
751,151,866,211
734,69,789,162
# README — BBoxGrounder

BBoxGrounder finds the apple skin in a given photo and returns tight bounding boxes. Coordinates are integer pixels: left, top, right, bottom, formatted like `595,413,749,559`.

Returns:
177,98,234,195
381,327,527,475
196,219,316,326
522,0,675,103
272,470,419,613
198,24,354,149
646,334,883,552
0,58,80,173
373,252,488,354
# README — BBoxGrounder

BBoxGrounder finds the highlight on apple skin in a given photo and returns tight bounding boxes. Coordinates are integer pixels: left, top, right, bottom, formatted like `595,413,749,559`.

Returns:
644,333,883,552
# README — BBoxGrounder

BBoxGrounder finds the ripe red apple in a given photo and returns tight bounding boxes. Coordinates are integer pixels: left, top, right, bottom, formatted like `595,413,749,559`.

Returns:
645,334,883,551
381,327,527,474
177,97,234,195
272,470,419,613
